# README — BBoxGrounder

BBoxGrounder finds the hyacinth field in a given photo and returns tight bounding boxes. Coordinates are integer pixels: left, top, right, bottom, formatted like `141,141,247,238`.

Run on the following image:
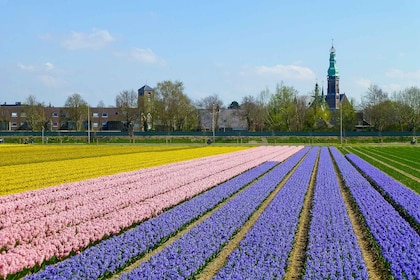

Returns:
0,144,419,279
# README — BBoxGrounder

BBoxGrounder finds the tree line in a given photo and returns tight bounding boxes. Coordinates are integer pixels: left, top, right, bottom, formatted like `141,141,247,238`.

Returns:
4,80,420,135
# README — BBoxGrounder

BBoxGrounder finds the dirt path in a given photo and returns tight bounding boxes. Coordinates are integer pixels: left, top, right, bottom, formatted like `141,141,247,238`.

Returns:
195,150,311,280
345,147,420,184
333,150,391,280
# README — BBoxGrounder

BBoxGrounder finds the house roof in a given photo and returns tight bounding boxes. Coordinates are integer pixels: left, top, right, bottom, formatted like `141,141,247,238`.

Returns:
138,85,153,92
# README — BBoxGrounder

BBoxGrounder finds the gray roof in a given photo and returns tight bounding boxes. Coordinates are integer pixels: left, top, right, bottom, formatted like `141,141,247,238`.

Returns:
138,85,153,94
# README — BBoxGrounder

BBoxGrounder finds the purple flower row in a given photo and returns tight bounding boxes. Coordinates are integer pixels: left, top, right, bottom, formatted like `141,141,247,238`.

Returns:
346,153,420,225
212,147,319,279
304,147,368,279
330,147,420,280
25,147,309,279
119,148,311,279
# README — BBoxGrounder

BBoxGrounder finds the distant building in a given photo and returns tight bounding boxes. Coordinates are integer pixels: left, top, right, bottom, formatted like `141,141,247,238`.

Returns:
324,44,347,110
198,108,248,132
138,85,154,131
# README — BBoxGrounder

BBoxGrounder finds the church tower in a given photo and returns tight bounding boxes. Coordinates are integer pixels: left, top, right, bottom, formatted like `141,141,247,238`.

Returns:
138,85,154,131
325,43,340,109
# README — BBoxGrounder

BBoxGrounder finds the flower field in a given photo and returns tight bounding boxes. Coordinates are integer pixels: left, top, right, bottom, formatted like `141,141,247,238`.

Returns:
342,146,420,194
0,145,249,196
0,144,419,279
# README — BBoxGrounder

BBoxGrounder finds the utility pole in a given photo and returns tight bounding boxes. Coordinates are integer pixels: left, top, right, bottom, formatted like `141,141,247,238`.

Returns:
340,99,343,145
212,103,216,143
88,106,90,144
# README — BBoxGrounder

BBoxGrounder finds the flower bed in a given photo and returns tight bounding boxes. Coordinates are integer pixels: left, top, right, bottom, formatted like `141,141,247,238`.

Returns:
120,147,310,279
213,147,318,279
26,147,309,279
330,147,420,279
304,147,368,279
0,146,303,279
346,153,420,226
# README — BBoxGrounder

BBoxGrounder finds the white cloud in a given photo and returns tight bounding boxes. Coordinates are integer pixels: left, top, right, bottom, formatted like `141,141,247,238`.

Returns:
17,64,35,71
385,68,420,79
128,48,166,66
62,29,115,50
254,64,316,80
382,83,403,93
18,62,56,72
354,78,372,89
44,62,54,71
37,75,65,87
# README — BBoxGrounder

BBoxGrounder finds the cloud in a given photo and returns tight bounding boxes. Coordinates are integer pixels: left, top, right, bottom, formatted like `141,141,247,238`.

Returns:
44,62,54,71
254,64,316,80
18,62,55,72
62,29,115,50
37,75,65,87
120,48,166,66
354,78,372,89
17,64,35,71
385,68,420,79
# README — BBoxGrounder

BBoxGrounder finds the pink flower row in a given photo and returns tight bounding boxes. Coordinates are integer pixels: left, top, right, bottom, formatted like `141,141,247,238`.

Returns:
0,146,303,278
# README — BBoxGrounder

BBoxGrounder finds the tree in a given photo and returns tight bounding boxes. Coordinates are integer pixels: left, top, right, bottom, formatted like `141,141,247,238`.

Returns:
228,101,240,109
154,80,198,131
292,95,311,132
240,95,266,132
341,98,357,132
115,90,139,135
24,95,45,131
196,94,224,132
362,84,396,132
266,83,299,131
64,93,88,131
304,84,331,131
395,86,420,135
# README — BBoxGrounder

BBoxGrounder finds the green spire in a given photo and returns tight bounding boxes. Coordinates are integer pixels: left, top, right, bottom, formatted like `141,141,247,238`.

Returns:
327,44,339,77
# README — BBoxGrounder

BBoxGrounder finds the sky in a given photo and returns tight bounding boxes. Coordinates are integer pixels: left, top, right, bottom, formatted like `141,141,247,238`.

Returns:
1,1,419,108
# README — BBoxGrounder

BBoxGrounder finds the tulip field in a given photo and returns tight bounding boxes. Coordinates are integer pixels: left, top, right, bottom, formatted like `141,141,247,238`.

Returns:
0,144,419,279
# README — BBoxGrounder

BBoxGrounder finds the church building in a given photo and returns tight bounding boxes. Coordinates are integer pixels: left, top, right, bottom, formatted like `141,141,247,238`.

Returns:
324,44,346,110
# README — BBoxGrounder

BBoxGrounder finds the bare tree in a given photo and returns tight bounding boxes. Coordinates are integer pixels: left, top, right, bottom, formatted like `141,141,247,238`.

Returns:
196,94,224,111
362,84,396,132
24,95,45,131
115,90,139,135
64,93,88,131
395,86,420,135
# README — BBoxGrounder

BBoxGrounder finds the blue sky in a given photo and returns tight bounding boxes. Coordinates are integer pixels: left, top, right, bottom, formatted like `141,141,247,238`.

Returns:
1,0,419,107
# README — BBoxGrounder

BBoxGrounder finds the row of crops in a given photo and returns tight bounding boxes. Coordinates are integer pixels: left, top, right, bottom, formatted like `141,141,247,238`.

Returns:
342,146,420,193
0,145,249,196
0,145,419,279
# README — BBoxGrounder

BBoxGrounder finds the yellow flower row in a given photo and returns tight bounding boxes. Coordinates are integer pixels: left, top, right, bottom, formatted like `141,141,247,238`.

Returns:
0,145,249,196
0,145,192,166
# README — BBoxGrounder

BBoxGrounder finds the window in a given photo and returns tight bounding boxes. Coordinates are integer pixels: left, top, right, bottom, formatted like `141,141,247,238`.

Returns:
20,112,27,117
52,112,58,117
11,112,18,117
92,112,99,118
102,112,108,118
52,122,58,127
11,122,17,127
92,122,98,128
